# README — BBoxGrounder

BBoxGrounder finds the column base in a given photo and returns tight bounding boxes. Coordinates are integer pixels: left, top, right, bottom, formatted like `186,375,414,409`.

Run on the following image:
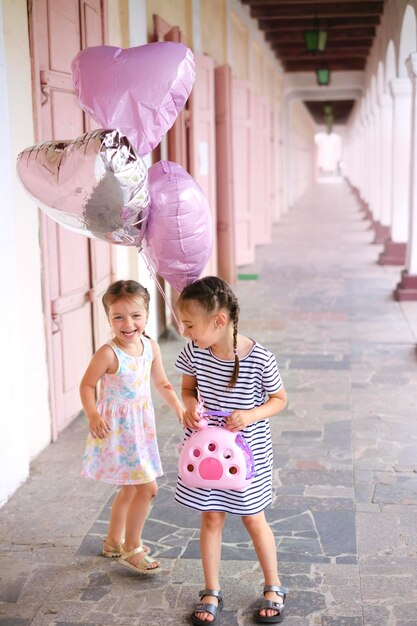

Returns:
394,270,417,301
372,222,390,244
378,239,406,265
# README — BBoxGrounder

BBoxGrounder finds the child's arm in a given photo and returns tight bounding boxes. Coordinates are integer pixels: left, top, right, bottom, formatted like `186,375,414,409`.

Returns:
181,374,200,429
150,340,185,423
79,345,116,439
226,387,287,432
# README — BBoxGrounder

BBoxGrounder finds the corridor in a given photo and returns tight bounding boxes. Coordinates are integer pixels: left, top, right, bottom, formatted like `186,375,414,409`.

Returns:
1,180,417,625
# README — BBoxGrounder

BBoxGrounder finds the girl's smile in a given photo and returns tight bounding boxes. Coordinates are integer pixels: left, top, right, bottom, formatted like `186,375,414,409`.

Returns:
108,297,148,348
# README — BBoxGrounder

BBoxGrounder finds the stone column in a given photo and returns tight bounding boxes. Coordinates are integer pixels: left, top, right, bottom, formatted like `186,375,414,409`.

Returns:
374,93,392,243
370,105,382,230
359,115,371,217
380,77,412,266
395,53,417,299
358,122,366,205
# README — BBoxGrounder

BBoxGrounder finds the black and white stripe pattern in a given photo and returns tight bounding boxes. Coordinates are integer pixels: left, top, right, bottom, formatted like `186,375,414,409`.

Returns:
175,341,283,515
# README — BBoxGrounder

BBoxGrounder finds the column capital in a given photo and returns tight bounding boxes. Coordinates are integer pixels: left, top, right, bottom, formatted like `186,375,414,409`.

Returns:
390,76,412,97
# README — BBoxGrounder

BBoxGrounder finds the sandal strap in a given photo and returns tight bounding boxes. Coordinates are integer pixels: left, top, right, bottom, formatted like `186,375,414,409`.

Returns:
198,589,222,600
260,599,284,611
141,553,158,565
120,546,144,560
263,585,288,600
194,602,218,617
103,539,122,550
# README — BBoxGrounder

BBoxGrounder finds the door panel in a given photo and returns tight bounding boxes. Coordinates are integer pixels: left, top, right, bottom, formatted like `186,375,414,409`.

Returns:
189,54,217,277
48,1,80,70
232,80,254,266
252,96,271,245
80,0,114,351
30,0,112,438
215,65,236,284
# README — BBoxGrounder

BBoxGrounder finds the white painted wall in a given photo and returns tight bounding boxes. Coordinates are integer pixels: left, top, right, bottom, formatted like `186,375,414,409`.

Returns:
0,0,51,505
286,100,316,209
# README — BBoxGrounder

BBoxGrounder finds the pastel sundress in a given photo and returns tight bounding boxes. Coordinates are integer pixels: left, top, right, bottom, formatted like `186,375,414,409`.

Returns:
81,336,163,485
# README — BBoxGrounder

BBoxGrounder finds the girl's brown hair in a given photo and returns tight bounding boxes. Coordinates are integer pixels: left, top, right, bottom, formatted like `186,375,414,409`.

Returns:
102,281,150,336
178,276,240,387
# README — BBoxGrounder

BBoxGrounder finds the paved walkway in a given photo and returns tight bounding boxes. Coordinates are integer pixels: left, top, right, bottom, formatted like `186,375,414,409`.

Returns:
2,179,417,626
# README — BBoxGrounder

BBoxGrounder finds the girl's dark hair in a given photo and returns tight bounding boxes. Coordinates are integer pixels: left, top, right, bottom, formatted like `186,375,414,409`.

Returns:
178,276,240,387
102,280,150,333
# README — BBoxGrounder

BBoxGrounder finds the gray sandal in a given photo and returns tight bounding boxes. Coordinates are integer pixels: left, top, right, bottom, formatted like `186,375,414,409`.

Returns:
191,589,223,625
255,585,288,623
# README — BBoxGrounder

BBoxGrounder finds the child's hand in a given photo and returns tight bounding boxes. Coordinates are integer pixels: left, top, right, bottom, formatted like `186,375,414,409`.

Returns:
88,413,111,439
226,410,253,431
182,406,201,429
176,406,186,426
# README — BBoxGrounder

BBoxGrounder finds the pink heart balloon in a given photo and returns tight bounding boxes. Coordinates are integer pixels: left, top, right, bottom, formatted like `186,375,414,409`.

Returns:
143,161,213,292
16,129,150,246
71,43,195,157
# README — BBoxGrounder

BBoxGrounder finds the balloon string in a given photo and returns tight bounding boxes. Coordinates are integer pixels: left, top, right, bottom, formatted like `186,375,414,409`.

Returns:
139,249,184,332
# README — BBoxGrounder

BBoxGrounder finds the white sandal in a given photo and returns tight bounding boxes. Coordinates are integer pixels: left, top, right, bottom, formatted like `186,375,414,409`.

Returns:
119,545,161,575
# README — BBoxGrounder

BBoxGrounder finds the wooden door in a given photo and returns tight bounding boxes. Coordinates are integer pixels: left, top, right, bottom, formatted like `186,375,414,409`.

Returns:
30,0,113,439
80,0,114,350
188,53,217,277
232,79,254,266
153,15,187,330
215,64,236,284
252,95,271,245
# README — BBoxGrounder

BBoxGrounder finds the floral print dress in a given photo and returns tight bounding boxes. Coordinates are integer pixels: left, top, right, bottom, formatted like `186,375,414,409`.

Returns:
81,336,163,485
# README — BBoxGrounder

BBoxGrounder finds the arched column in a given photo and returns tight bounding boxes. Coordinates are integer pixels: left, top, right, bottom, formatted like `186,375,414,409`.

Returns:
374,93,392,243
357,123,366,205
395,52,417,299
380,77,412,265
370,105,382,233
361,115,373,219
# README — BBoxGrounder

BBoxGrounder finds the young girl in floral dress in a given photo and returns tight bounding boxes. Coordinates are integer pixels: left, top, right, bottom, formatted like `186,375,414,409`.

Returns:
80,279,184,574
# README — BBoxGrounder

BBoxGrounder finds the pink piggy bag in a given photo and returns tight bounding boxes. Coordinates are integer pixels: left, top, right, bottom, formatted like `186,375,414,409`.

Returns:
178,410,256,491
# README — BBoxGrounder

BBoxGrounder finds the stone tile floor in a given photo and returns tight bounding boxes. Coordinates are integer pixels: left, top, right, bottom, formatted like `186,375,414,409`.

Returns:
1,180,417,625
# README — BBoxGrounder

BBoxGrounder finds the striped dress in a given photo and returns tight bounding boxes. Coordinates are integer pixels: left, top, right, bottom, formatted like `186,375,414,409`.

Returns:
175,340,283,515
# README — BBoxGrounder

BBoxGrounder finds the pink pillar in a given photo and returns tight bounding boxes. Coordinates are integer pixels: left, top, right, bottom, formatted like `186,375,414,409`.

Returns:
395,53,417,300
381,77,412,267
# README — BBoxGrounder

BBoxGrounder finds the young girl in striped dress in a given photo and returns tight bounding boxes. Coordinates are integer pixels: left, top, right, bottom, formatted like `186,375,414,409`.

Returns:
175,276,288,625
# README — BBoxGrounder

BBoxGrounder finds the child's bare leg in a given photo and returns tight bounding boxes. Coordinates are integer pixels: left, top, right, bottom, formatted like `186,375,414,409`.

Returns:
122,481,159,568
105,485,135,548
195,511,226,623
242,512,283,618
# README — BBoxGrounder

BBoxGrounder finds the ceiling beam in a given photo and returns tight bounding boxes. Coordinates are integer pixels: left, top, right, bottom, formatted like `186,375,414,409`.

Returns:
260,16,380,31
242,0,382,4
272,39,373,51
274,49,370,60
283,61,366,71
265,27,376,42
251,2,384,19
